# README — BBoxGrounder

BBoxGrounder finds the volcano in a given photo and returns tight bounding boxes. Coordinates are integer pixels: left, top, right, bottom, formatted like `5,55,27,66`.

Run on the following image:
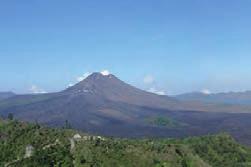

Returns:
1,72,251,145
64,72,179,109
0,72,180,134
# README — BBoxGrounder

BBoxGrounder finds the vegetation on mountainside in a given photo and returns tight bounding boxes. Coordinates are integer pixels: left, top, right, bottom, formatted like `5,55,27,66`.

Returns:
146,116,186,128
0,118,251,167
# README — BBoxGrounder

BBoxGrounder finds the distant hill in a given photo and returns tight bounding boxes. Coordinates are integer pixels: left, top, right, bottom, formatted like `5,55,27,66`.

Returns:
1,119,251,167
0,91,15,101
174,91,251,105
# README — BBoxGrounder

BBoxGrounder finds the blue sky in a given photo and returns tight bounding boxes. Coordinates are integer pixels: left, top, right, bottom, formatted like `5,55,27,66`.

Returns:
0,0,251,95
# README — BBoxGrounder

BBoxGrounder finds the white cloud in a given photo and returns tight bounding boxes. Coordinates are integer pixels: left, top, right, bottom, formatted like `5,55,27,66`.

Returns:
100,70,110,76
143,75,165,95
29,85,47,94
77,72,91,82
143,75,154,84
148,87,166,95
201,89,211,95
68,83,74,87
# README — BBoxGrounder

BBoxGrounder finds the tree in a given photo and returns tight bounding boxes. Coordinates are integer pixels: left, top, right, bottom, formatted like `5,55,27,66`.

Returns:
64,120,72,129
8,113,14,120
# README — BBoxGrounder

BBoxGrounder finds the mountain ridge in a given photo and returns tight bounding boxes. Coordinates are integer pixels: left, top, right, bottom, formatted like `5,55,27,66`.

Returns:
174,90,251,105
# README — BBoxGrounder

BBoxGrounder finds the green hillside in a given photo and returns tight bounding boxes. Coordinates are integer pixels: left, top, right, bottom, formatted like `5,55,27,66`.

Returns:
0,118,251,167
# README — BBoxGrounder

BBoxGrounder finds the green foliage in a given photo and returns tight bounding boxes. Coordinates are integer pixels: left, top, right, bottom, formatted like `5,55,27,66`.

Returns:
0,120,74,167
64,119,72,129
7,113,14,120
0,119,250,167
147,116,185,127
153,117,173,126
184,134,251,167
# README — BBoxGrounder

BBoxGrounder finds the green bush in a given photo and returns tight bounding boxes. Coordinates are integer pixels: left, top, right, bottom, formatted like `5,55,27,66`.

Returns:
0,119,250,167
